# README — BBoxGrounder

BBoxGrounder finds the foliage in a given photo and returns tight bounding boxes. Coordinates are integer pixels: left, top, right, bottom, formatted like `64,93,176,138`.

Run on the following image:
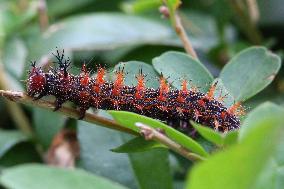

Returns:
0,0,284,189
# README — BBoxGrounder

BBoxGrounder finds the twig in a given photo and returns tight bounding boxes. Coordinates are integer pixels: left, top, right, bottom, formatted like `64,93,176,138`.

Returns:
0,90,206,161
136,122,205,162
246,0,259,24
161,1,198,60
174,13,198,60
228,0,262,44
0,65,33,137
0,90,138,136
38,0,49,31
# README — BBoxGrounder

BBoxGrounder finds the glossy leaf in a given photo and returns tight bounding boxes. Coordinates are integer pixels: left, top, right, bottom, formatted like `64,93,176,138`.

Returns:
220,47,281,101
223,130,238,147
77,112,137,189
114,61,159,88
0,164,128,189
186,115,284,189
239,102,284,141
127,148,173,189
0,130,28,158
109,111,209,157
33,108,65,148
191,122,223,146
213,78,235,108
152,51,213,92
30,13,174,59
111,136,166,153
3,37,27,78
0,143,42,167
2,37,27,90
121,0,161,14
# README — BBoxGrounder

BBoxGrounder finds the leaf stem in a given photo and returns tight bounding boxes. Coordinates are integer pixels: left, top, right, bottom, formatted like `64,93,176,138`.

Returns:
37,0,49,31
246,0,259,24
163,1,199,60
228,0,262,44
174,13,198,60
136,122,206,162
0,90,138,136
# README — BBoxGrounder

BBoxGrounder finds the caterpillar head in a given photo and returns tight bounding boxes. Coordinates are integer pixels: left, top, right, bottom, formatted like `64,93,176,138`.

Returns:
26,61,46,97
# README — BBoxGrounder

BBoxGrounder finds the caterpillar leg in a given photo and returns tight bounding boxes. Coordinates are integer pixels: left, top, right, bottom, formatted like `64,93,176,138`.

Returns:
54,98,63,111
78,107,87,120
32,92,46,101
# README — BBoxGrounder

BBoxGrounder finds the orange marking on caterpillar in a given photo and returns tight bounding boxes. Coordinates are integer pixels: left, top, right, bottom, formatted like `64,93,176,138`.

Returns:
135,71,145,99
112,68,125,96
93,67,105,93
178,80,188,102
221,111,227,119
80,64,90,86
228,102,245,116
206,81,218,100
158,77,169,101
198,99,206,107
79,91,90,101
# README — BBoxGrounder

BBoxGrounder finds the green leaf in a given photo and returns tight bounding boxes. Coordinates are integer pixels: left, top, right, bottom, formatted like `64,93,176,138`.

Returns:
114,61,159,88
239,102,284,141
0,164,129,189
276,166,284,189
109,111,209,157
33,108,65,148
30,13,174,59
152,51,214,92
192,122,238,147
220,47,281,101
213,78,235,107
166,0,181,10
253,159,278,189
181,11,235,51
0,142,42,168
111,136,166,153
3,37,27,78
121,0,162,14
2,37,27,91
165,0,181,25
2,1,37,34
127,148,173,189
191,122,223,146
47,0,94,17
239,102,284,189
77,111,138,189
186,115,284,189
0,129,28,158
223,130,238,147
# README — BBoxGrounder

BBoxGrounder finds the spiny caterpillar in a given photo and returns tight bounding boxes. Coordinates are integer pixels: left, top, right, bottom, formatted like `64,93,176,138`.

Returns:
27,50,243,134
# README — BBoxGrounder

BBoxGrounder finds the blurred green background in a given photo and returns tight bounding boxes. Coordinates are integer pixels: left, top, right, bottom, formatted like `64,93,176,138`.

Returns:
0,0,283,189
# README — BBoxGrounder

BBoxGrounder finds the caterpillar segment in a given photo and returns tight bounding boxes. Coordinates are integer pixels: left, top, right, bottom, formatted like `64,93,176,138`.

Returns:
26,51,242,135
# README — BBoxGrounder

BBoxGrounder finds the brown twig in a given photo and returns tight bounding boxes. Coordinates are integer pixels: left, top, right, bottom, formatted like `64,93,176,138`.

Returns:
246,0,259,24
162,1,199,60
173,13,198,60
38,0,49,31
0,90,137,136
0,90,207,161
136,122,205,162
228,0,262,44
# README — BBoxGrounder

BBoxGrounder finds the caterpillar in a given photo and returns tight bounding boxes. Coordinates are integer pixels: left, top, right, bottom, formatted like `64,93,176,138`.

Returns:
26,50,242,134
